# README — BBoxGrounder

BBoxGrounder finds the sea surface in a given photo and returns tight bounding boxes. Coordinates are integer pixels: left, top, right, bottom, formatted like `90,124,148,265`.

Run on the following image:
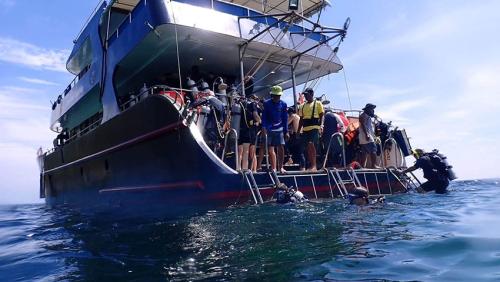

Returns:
1,179,499,281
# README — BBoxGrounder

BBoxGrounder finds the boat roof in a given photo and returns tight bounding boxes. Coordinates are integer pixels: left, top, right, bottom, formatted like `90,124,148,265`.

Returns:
107,0,141,12
225,0,329,17
105,0,329,16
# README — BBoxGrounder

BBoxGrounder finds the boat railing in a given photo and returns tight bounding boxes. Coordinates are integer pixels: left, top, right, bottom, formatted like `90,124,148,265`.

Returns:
73,0,106,43
322,132,346,169
45,114,103,155
119,84,186,112
328,108,362,117
66,116,103,144
107,0,146,45
105,0,328,48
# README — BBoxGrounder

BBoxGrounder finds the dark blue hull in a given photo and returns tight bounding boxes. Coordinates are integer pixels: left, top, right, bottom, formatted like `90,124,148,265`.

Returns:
42,95,407,217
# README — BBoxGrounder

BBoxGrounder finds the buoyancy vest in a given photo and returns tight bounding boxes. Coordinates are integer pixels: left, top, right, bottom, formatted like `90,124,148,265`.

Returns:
425,151,455,181
301,100,321,127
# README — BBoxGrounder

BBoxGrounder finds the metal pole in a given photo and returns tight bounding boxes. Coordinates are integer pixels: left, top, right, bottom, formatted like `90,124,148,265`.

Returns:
239,46,246,97
291,57,298,110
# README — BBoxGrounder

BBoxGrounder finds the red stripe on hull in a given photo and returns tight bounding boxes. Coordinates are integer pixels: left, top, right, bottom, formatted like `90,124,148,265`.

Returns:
99,181,204,193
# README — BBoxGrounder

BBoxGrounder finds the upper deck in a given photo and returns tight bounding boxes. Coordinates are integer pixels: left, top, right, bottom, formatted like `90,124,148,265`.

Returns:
51,0,345,131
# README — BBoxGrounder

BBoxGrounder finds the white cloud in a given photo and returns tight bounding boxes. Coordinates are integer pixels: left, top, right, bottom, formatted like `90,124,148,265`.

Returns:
0,86,53,143
0,143,44,204
0,84,53,204
345,1,500,64
377,98,431,126
0,37,70,72
18,76,59,86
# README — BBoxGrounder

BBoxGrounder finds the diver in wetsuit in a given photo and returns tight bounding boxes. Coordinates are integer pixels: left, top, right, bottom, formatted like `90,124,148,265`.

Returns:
347,187,385,206
399,149,451,194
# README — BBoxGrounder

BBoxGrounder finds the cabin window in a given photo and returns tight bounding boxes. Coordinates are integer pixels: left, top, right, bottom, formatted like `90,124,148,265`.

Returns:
67,37,93,76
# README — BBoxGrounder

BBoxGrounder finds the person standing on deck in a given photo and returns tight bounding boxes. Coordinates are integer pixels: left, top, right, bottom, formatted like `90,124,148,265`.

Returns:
286,107,305,170
359,103,379,168
238,94,261,170
262,86,288,172
322,108,347,167
298,88,324,171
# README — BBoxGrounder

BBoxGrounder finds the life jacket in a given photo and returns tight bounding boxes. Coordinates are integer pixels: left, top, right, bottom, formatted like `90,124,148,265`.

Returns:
344,123,359,145
337,112,350,128
300,100,321,128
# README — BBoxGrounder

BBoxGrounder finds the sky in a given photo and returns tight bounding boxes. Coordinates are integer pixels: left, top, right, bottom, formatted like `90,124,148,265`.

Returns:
0,0,499,204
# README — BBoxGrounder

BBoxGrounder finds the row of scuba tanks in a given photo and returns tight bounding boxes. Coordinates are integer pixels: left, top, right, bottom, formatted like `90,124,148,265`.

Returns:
186,77,245,140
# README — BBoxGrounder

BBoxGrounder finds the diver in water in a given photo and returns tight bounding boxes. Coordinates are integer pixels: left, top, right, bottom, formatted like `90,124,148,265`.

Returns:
274,183,307,204
347,187,385,206
399,148,454,194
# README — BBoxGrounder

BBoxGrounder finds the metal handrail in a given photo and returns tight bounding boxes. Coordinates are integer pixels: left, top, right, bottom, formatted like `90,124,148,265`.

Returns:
65,117,103,143
120,84,184,112
222,129,239,170
254,130,270,171
322,132,346,169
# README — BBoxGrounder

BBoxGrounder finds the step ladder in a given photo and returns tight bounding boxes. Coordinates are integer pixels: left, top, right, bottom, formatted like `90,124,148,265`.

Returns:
269,172,322,199
242,170,278,204
328,168,364,198
401,171,421,191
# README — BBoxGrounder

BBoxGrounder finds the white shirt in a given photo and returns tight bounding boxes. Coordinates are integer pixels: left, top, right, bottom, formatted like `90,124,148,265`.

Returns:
358,112,375,144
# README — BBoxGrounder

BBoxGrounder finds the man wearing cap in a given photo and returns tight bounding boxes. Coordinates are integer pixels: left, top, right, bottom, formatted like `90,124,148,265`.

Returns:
298,88,324,171
262,85,288,172
359,103,379,168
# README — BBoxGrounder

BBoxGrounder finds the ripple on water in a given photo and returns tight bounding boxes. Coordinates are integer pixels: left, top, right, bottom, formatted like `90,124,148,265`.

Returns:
1,180,500,281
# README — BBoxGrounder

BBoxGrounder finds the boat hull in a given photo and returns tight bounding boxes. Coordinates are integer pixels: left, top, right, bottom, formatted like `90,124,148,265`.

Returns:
42,95,407,217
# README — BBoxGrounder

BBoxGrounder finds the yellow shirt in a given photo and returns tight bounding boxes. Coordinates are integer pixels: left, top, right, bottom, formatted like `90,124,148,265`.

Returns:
299,101,324,131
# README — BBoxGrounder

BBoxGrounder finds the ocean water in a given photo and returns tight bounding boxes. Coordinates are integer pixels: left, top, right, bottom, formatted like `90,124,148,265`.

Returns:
1,180,499,281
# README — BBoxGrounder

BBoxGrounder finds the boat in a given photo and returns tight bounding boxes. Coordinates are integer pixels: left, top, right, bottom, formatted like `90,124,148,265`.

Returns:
38,0,418,216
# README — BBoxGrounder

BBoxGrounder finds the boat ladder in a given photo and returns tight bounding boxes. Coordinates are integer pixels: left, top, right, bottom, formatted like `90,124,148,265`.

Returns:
242,170,280,204
327,168,364,198
401,171,422,191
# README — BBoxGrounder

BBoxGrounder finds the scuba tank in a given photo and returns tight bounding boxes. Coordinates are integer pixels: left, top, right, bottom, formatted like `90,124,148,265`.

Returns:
216,81,228,106
230,100,241,137
429,149,457,181
186,77,198,102
199,80,211,97
197,106,211,136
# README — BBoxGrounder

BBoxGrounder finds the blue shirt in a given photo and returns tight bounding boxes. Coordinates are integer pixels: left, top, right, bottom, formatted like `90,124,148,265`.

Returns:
262,99,288,133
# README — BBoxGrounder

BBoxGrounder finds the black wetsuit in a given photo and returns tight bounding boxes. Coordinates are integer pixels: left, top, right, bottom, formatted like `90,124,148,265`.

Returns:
239,100,258,144
415,156,449,194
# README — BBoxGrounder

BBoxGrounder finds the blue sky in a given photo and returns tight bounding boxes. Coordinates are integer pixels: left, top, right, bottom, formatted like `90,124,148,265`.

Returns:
0,0,499,204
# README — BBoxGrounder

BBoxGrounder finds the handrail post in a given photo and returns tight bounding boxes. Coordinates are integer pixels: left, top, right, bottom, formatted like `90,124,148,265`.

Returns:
322,132,345,169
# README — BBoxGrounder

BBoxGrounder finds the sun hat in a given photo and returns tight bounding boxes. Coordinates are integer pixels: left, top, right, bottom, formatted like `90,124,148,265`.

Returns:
270,85,283,96
362,103,376,110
